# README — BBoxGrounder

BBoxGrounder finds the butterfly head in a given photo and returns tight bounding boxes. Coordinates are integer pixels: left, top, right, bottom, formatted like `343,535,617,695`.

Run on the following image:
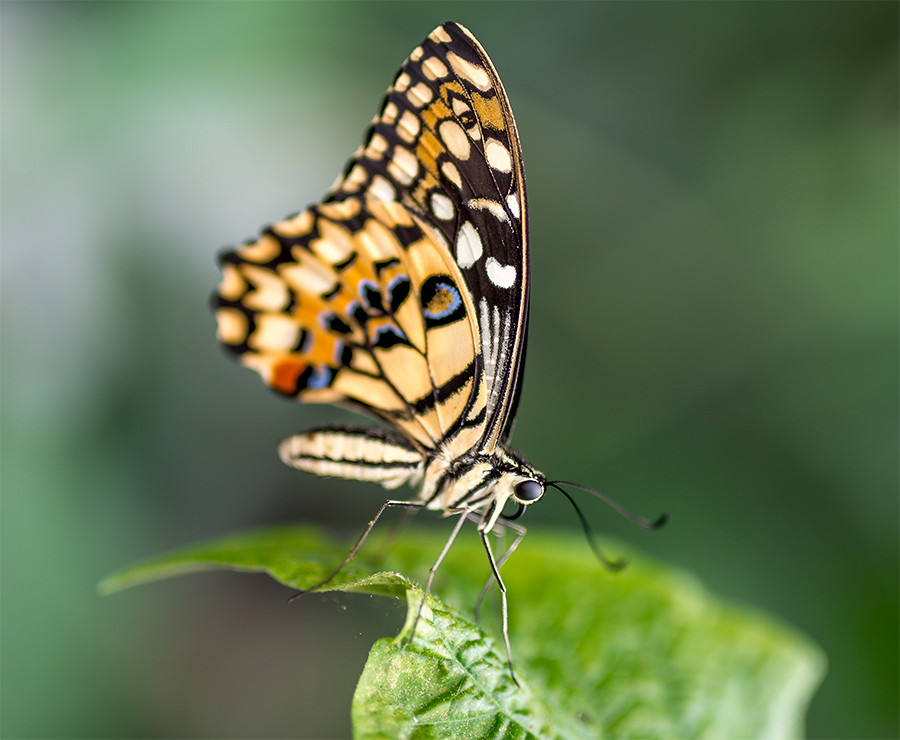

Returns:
486,476,544,527
476,453,547,532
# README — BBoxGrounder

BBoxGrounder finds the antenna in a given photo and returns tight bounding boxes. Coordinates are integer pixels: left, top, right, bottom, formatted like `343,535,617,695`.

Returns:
546,481,668,571
550,480,668,530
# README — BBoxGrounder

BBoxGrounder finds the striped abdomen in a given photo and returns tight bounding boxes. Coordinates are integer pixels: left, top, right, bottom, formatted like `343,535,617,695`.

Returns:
278,425,424,490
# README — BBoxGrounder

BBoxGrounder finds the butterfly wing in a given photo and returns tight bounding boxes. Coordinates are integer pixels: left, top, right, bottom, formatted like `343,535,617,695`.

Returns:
327,22,530,452
215,197,482,451
214,22,528,456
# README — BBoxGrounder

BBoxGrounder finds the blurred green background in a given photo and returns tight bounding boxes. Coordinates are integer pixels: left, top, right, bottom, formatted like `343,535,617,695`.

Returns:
2,2,896,738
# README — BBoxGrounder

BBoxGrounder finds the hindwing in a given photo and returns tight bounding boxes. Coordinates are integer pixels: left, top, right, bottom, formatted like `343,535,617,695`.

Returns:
214,21,529,456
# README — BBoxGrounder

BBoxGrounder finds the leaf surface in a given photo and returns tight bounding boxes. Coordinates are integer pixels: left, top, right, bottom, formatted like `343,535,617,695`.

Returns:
100,525,825,739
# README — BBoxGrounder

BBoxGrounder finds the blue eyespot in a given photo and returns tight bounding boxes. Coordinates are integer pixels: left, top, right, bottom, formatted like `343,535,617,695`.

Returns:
423,281,461,319
306,365,333,390
420,275,465,328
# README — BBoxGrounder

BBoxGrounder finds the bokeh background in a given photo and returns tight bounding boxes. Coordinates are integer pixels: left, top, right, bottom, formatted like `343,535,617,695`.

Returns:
2,2,897,738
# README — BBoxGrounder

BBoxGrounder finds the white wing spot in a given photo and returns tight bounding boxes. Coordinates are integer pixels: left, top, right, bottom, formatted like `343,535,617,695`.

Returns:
241,264,291,310
439,120,471,160
467,198,508,222
397,110,421,143
273,210,314,238
318,199,361,221
313,219,354,261
452,98,471,117
456,221,483,268
422,57,449,80
238,234,281,263
388,146,419,186
216,307,248,345
431,192,455,221
506,193,520,219
441,160,462,188
447,52,491,91
393,72,411,93
407,82,434,108
381,101,398,125
219,263,246,300
486,257,516,288
410,46,424,62
280,258,337,298
340,163,368,193
429,26,452,43
364,133,388,161
485,139,512,173
368,175,396,202
250,314,301,352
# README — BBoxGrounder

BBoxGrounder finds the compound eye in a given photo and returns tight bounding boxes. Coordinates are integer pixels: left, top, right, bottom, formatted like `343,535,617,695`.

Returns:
515,479,543,503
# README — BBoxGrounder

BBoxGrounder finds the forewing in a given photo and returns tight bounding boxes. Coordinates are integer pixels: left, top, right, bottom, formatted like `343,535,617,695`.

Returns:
327,22,530,452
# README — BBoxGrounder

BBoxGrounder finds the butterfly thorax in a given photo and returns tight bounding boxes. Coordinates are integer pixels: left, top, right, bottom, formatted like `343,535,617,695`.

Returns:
419,444,545,532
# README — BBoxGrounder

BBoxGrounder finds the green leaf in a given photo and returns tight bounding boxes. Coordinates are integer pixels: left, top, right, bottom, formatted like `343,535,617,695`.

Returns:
96,525,411,598
100,525,825,739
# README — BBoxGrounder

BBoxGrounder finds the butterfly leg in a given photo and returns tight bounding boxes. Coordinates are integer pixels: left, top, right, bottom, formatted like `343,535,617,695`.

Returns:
373,503,421,566
480,527,520,687
407,509,469,645
289,499,426,601
473,518,527,623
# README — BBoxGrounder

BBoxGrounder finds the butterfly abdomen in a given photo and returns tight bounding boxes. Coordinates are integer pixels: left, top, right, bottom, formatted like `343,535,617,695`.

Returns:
279,425,424,490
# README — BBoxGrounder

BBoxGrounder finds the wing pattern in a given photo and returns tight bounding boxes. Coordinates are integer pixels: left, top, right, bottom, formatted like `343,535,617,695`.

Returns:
215,22,528,456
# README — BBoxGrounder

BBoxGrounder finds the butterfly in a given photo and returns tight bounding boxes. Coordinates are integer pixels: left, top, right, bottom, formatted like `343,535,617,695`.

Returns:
214,21,664,681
